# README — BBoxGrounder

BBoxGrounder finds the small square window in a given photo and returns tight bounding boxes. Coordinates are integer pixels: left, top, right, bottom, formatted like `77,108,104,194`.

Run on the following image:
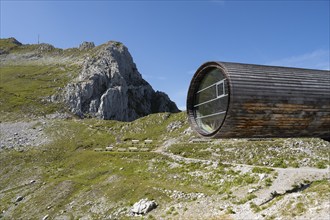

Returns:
217,82,224,97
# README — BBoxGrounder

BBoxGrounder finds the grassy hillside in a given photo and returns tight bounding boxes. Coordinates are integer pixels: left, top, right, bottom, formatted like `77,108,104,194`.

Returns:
0,113,196,219
0,38,84,121
1,112,329,219
0,65,76,119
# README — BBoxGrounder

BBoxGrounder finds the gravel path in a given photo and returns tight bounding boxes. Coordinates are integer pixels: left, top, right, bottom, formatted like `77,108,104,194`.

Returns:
255,166,329,204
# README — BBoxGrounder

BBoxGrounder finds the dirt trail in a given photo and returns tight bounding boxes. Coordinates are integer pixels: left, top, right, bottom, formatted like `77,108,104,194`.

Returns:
156,141,329,181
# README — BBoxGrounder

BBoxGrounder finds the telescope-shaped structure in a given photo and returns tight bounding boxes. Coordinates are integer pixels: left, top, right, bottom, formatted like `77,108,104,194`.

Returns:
187,62,330,140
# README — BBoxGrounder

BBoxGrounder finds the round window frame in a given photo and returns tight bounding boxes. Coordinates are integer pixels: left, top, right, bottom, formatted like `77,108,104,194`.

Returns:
187,62,230,137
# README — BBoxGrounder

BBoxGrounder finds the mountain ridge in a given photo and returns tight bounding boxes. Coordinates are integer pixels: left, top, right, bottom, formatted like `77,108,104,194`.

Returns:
0,38,180,121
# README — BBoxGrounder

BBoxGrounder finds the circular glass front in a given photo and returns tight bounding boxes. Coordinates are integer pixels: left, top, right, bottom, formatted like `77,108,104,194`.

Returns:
193,68,229,135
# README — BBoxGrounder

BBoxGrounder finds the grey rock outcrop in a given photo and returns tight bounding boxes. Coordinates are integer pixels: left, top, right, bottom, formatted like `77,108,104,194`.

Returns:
37,43,55,52
64,41,179,121
79,41,95,50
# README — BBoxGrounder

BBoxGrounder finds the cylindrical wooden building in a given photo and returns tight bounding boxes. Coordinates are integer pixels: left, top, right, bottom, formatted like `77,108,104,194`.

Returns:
187,61,330,140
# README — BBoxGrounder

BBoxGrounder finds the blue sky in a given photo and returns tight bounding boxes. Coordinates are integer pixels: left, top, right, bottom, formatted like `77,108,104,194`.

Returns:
1,0,329,110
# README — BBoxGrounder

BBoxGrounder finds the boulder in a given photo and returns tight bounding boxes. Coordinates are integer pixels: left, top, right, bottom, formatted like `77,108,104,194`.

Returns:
131,198,157,216
15,196,24,203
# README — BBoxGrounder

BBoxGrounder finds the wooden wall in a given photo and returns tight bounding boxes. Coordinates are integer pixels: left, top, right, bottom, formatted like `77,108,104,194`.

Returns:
187,61,330,140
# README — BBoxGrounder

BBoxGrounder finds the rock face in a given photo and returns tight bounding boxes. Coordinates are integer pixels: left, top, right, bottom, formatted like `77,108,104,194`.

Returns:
64,41,179,121
79,41,95,50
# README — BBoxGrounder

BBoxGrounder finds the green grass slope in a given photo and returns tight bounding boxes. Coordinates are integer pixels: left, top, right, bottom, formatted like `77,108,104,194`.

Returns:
0,112,199,219
0,65,75,120
0,38,85,120
1,112,329,219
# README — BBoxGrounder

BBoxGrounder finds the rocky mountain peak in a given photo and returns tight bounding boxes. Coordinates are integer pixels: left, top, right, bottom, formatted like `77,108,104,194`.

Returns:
8,37,22,46
79,41,95,50
64,41,179,121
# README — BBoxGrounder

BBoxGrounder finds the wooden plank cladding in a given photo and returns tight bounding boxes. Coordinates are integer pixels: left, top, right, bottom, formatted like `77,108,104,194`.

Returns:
186,61,330,140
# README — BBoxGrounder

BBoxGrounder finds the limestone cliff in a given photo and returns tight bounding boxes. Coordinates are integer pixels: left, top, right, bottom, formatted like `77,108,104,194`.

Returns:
64,41,179,121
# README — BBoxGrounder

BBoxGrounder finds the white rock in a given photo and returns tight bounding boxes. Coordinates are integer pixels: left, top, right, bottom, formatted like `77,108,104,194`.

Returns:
248,188,257,193
131,198,157,215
